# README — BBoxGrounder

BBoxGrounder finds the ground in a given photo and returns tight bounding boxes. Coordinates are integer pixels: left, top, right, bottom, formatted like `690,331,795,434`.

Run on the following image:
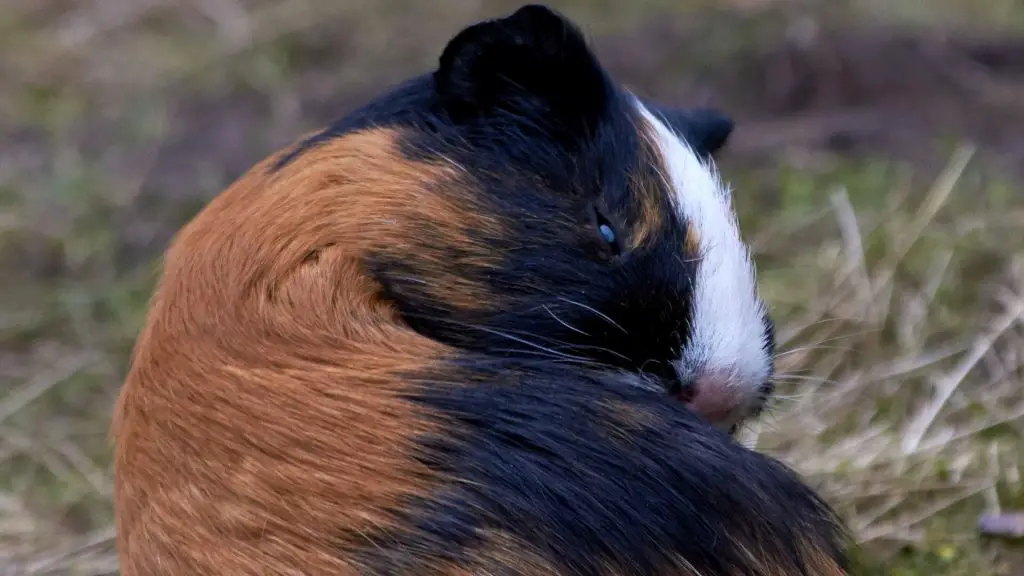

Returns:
2,1,1024,574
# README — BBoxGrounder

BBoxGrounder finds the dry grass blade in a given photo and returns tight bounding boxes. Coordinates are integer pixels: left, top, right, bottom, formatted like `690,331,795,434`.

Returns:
0,354,99,425
830,186,874,321
16,526,118,576
870,144,976,299
902,292,1024,454
756,141,1024,569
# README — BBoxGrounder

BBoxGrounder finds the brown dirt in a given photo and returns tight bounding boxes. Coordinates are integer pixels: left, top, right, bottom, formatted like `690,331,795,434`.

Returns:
600,18,1024,173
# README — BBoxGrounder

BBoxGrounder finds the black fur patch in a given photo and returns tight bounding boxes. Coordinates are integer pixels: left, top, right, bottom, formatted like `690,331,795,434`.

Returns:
274,2,765,408
641,99,735,160
309,5,699,382
339,359,848,575
275,2,768,407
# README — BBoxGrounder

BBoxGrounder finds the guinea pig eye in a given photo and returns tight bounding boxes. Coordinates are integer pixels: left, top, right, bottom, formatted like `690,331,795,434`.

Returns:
594,210,621,255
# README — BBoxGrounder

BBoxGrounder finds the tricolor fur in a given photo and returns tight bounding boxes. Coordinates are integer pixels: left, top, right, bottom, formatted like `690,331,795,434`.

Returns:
112,4,849,575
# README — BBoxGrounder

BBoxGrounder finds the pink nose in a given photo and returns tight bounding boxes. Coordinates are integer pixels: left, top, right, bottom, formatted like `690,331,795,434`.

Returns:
678,371,746,426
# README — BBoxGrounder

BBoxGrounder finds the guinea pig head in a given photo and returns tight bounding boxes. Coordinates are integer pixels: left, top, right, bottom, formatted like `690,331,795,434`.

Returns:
276,4,774,432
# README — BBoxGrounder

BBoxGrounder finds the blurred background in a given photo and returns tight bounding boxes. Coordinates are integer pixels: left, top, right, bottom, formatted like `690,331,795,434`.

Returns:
2,0,1024,574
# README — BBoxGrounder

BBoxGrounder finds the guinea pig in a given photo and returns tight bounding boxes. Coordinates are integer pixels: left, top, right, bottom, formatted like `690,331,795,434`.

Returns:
111,4,850,575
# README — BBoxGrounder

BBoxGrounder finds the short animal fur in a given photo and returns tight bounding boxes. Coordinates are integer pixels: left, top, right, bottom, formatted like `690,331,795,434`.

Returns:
112,5,850,575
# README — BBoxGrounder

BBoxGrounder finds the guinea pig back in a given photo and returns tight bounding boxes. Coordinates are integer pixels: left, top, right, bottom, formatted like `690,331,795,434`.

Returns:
111,4,850,575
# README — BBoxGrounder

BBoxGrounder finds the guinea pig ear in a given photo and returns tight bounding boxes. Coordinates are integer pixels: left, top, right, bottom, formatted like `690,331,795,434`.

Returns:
434,4,609,144
644,103,735,159
683,108,734,158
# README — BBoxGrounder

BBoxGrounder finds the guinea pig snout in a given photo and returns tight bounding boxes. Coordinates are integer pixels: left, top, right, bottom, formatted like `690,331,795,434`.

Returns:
676,368,767,430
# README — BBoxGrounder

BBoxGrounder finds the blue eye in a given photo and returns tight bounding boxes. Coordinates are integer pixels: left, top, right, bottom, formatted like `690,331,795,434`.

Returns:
594,209,621,256
599,223,616,244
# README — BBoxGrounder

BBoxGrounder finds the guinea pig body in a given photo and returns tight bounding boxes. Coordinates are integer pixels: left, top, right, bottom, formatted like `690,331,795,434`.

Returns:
111,4,849,575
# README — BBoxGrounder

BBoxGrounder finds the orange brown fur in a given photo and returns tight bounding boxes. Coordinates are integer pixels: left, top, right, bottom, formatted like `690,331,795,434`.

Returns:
627,139,668,251
684,225,702,258
599,398,660,432
111,128,476,575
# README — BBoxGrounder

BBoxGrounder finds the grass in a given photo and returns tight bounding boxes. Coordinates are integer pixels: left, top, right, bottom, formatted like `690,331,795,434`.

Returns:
2,1,1023,574
736,146,1024,574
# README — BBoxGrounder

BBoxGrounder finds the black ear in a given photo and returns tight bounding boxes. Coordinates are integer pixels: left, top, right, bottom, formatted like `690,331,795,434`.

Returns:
643,102,735,159
683,108,734,157
434,4,610,143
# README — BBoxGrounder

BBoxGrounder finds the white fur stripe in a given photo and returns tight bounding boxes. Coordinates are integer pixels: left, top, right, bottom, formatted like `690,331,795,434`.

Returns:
634,101,771,395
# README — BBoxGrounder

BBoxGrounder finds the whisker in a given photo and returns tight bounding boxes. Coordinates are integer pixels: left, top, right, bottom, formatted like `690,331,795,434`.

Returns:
549,358,622,371
675,252,704,266
771,373,845,387
783,327,884,350
459,325,596,363
542,304,590,337
400,312,569,345
554,343,632,363
778,316,855,337
487,349,615,371
768,393,820,402
556,297,629,335
638,358,670,374
397,307,628,370
774,344,853,359
400,313,599,365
